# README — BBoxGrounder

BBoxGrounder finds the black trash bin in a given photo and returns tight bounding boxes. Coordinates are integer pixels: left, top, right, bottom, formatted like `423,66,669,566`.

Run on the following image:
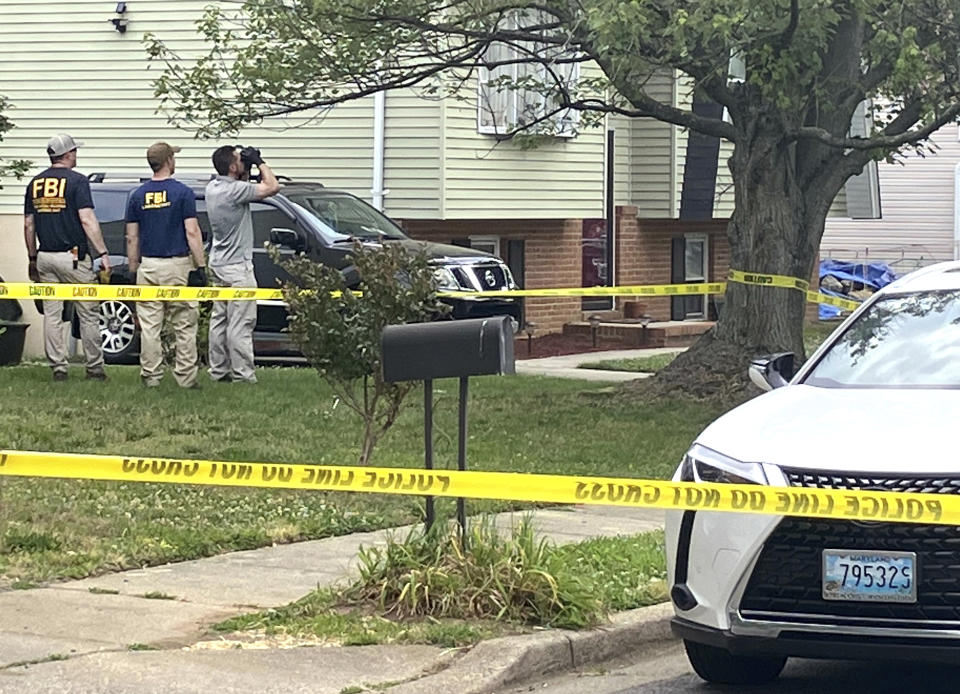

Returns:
0,274,29,366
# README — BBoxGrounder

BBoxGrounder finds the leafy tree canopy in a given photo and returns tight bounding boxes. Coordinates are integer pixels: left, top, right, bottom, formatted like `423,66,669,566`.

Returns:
146,0,960,391
147,0,960,159
0,95,30,188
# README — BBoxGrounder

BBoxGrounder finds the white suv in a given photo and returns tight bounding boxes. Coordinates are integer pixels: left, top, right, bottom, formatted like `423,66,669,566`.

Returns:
667,261,960,685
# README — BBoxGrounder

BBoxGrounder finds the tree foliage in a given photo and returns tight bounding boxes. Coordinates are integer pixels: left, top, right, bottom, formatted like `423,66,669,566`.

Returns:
147,0,960,151
275,241,448,465
0,95,30,189
147,0,960,391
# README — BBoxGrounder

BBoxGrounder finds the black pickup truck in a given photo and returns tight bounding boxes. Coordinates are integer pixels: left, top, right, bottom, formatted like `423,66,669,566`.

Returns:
81,174,521,363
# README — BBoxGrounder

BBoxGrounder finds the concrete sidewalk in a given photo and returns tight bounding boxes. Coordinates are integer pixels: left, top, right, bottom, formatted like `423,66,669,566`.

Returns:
515,348,683,381
0,506,666,693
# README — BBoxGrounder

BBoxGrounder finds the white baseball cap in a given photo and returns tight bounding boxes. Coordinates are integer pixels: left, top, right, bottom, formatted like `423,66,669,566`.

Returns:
46,133,84,157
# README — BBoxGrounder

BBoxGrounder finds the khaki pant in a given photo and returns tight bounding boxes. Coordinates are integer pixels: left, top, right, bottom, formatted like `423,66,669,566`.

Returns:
36,251,103,374
137,256,199,387
208,261,257,383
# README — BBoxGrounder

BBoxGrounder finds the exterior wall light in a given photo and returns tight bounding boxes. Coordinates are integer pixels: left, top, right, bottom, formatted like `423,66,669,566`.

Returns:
110,2,128,34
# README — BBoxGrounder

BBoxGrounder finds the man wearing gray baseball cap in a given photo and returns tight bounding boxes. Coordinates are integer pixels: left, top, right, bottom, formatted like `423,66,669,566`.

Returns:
23,133,112,381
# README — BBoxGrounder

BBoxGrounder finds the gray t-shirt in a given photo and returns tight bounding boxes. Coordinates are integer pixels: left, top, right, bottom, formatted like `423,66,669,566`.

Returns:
205,176,260,267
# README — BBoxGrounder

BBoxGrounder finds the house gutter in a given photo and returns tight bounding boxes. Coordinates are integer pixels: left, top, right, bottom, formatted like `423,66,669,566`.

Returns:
954,162,960,261
372,90,387,211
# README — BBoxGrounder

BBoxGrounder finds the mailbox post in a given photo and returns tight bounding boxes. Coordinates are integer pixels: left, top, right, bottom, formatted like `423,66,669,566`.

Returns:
382,316,516,544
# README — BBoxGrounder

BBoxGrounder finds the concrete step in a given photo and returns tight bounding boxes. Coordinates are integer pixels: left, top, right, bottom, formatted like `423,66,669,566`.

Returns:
563,320,713,348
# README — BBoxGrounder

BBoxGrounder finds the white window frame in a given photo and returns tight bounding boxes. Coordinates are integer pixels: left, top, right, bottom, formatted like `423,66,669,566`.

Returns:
469,235,501,258
683,233,709,319
477,15,580,138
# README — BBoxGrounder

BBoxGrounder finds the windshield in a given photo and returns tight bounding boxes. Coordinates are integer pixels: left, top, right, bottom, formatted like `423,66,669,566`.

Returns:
804,290,960,388
282,192,407,240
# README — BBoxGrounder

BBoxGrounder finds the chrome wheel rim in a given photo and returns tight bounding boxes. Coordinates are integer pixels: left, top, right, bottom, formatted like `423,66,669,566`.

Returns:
99,301,136,354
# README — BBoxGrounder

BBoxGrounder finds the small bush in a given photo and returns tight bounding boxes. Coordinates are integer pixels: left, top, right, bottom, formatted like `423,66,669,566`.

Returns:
2,529,62,554
344,517,605,629
276,241,449,464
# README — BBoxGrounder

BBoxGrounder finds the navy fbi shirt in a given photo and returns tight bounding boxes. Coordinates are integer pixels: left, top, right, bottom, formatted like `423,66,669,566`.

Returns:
24,167,94,253
125,179,197,258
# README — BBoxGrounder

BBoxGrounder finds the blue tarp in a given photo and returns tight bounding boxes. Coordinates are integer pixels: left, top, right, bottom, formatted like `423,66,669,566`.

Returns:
818,259,897,319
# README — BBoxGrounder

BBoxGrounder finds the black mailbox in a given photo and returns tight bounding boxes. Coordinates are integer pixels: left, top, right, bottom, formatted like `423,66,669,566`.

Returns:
381,316,515,383
381,316,516,543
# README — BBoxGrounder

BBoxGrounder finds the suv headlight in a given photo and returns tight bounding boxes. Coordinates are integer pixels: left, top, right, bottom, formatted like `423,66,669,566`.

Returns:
433,267,460,291
678,444,768,485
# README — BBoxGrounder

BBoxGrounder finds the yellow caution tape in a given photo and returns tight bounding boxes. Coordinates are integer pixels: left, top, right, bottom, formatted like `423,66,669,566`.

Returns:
727,270,861,311
0,450,950,526
0,272,860,309
438,282,726,299
727,269,811,292
0,282,283,302
806,290,861,312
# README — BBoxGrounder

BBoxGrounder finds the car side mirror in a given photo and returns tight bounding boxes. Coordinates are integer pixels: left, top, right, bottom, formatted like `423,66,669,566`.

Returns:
269,227,304,251
748,352,795,392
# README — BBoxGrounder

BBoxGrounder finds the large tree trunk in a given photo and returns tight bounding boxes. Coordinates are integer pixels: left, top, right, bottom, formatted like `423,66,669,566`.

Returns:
636,114,835,400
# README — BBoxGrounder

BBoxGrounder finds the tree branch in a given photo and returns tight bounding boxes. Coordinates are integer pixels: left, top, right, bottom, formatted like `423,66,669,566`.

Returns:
793,101,960,150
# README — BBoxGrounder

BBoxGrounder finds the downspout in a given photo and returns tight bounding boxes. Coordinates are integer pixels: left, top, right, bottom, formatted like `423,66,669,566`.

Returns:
954,162,960,261
372,90,387,211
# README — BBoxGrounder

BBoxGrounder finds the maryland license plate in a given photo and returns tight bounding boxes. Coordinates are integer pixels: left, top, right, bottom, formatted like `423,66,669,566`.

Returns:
822,550,917,603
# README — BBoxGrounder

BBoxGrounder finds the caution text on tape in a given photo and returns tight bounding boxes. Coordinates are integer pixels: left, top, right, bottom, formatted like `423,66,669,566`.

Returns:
0,271,861,310
0,450,950,526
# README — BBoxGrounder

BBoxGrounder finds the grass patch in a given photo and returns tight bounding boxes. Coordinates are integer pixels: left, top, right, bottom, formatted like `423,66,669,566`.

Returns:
580,322,843,375
580,353,679,374
127,643,159,651
88,587,119,595
216,521,666,647
0,365,721,585
217,588,510,648
141,591,177,600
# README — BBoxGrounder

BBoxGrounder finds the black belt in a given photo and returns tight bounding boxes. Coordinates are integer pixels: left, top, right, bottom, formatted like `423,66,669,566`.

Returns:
143,254,190,259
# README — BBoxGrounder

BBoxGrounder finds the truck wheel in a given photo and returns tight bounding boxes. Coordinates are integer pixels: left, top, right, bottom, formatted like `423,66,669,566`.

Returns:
99,300,140,364
683,639,786,685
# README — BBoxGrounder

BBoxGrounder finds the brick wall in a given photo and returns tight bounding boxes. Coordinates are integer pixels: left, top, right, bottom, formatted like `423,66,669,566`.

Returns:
402,212,819,335
400,218,582,334
616,211,729,321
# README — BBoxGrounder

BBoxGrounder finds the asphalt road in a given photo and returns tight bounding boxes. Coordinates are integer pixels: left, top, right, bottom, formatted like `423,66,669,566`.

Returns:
500,639,960,694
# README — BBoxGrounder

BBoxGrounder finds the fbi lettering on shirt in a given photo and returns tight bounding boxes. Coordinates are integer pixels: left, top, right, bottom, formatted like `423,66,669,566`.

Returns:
143,190,171,210
31,177,67,213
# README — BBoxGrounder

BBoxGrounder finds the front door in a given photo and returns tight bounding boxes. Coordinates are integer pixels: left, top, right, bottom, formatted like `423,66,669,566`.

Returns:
670,234,708,320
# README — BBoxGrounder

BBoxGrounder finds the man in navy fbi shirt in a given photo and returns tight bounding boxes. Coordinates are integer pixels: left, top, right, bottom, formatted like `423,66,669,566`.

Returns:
125,142,207,389
23,133,111,382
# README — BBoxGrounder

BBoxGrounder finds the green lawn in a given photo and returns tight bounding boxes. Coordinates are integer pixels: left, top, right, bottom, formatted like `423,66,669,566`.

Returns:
215,529,667,647
0,365,726,585
579,352,681,374
579,322,844,374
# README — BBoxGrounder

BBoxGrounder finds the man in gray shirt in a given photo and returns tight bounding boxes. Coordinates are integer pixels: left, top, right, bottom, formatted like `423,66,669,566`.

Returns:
205,145,280,383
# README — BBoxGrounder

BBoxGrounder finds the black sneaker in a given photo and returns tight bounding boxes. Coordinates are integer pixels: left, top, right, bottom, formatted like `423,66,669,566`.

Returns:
85,370,108,382
52,371,68,382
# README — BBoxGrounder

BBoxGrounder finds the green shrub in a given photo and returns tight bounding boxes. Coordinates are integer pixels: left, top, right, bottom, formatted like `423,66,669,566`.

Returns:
344,516,605,629
275,242,448,464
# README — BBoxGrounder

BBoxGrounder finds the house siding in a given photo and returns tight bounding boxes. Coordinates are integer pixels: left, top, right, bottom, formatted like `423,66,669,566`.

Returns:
610,114,633,208
440,67,607,219
0,1,378,219
630,71,676,218
822,122,960,269
382,90,442,219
